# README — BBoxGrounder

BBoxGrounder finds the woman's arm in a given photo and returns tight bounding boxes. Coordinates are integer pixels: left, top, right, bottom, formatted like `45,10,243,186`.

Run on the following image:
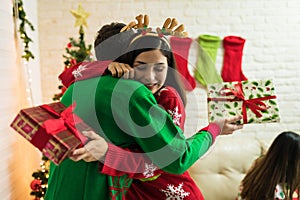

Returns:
127,89,242,174
101,144,162,179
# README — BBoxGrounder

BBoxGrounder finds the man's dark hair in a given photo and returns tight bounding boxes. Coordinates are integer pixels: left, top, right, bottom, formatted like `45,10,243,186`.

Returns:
94,22,134,61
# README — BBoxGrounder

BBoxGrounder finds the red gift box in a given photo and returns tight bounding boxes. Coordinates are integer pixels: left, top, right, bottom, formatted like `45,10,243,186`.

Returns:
10,102,90,165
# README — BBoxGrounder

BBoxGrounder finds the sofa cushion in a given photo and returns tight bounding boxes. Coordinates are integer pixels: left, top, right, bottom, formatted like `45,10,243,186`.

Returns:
188,135,264,200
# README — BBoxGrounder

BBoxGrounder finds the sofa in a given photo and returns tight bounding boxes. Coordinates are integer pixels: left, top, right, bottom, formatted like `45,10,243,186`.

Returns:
188,134,273,200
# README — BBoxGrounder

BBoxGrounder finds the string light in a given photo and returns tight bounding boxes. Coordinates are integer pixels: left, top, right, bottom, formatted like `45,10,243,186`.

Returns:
24,60,34,105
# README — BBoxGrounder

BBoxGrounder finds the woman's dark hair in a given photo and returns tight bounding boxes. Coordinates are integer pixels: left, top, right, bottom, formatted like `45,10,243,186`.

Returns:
241,131,300,200
117,33,187,105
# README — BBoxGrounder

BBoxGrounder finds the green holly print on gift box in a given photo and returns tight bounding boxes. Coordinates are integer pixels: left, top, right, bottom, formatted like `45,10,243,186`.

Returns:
207,79,280,124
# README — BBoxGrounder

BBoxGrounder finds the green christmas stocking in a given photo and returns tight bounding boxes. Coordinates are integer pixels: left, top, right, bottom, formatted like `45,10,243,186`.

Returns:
194,34,223,87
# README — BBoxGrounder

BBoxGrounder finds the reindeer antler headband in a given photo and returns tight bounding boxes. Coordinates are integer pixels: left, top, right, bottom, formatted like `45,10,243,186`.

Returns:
120,14,150,32
120,14,188,38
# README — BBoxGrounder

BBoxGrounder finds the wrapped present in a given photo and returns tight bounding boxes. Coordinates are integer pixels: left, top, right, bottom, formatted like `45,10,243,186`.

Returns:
207,79,280,124
10,102,90,165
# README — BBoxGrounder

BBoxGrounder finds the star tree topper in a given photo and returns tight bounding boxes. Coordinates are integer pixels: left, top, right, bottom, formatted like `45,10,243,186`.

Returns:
70,4,90,27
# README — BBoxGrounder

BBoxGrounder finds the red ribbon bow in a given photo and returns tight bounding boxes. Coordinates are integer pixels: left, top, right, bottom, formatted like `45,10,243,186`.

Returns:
208,82,277,123
41,103,87,145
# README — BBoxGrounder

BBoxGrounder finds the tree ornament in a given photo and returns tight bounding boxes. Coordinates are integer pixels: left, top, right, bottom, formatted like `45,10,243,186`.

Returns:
30,179,42,191
70,4,90,28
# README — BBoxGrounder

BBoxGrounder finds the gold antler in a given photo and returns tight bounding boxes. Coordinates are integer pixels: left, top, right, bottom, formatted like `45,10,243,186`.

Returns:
135,14,143,28
168,18,178,31
144,15,149,27
120,14,150,32
159,17,188,37
162,18,171,29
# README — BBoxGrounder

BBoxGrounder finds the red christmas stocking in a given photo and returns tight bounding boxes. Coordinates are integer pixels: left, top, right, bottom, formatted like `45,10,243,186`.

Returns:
221,36,247,82
170,36,196,91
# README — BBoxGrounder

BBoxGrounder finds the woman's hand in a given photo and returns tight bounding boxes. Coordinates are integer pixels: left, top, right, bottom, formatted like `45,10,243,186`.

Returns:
108,62,134,79
215,115,243,135
69,131,108,162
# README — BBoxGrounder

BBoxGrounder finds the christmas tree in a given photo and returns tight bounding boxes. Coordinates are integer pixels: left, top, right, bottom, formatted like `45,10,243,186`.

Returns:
53,4,93,101
30,4,92,199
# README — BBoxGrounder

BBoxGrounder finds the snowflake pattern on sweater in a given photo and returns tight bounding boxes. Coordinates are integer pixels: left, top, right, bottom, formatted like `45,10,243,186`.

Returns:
155,87,185,130
160,182,190,200
143,162,157,178
167,106,182,126
72,64,86,78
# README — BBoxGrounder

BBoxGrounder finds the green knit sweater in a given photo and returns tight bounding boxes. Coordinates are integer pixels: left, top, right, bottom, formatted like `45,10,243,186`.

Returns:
45,75,213,200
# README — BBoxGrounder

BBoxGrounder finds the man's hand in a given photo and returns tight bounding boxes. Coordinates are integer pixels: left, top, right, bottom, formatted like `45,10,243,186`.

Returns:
69,131,108,162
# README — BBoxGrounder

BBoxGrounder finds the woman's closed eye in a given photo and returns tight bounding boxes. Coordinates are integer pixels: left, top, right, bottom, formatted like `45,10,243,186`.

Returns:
134,63,167,72
134,64,148,71
153,64,167,72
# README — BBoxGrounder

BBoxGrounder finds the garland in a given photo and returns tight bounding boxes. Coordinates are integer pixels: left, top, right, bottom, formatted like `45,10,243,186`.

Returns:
13,0,35,61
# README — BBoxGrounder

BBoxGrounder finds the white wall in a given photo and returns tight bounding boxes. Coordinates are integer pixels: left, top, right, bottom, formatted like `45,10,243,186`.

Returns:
38,0,300,138
0,0,40,199
23,0,43,106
